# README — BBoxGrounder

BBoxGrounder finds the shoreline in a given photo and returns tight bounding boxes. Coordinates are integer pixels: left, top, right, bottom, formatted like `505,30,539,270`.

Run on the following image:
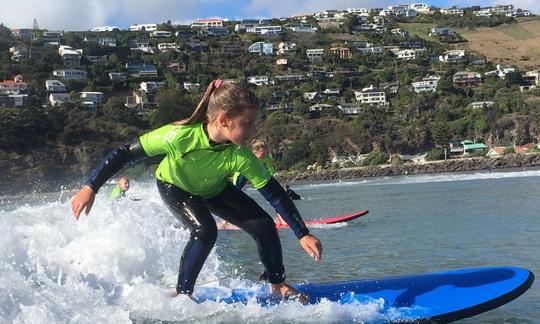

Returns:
2,153,540,207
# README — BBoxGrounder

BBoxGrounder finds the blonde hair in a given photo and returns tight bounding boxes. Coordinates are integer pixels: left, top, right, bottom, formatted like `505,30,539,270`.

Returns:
175,80,260,125
251,139,268,152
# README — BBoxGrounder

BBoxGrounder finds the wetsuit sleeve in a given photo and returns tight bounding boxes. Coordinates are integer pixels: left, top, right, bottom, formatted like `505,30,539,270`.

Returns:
257,177,310,239
234,174,248,189
85,139,148,193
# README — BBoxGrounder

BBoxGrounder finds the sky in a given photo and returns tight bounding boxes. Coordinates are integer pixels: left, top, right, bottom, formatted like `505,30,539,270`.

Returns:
0,0,537,31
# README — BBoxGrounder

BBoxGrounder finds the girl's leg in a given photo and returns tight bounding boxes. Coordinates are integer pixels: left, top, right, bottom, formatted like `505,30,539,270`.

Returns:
157,180,217,295
207,182,285,284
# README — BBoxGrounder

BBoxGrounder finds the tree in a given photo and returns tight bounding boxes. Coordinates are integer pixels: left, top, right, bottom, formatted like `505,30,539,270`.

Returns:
150,89,194,126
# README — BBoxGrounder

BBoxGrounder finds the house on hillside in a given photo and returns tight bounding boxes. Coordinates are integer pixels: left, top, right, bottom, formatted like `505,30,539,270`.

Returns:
45,80,67,92
354,85,387,106
453,71,482,86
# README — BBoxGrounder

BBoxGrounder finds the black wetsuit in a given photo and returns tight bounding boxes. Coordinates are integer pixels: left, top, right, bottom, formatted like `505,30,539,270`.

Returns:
85,139,309,294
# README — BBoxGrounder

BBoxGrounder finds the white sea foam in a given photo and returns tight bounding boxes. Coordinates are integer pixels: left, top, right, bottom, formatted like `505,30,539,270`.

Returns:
0,184,389,323
288,169,540,191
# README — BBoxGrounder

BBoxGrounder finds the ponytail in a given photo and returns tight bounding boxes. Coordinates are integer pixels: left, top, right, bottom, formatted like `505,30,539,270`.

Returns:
173,79,259,126
174,80,221,125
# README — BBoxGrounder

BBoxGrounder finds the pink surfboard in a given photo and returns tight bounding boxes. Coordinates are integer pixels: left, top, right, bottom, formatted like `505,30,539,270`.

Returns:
218,210,369,230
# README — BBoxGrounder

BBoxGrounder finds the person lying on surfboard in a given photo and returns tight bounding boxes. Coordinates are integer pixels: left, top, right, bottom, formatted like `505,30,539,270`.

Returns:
231,139,275,190
109,176,130,200
70,80,322,303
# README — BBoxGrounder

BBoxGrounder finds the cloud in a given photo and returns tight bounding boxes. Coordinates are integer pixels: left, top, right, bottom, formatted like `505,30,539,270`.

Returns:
1,0,537,31
491,0,539,13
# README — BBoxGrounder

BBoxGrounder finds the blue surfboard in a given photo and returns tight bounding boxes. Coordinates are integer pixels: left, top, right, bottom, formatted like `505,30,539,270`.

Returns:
192,266,534,323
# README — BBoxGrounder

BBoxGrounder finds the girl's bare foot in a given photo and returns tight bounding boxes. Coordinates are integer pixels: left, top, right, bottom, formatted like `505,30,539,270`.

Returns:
269,282,309,304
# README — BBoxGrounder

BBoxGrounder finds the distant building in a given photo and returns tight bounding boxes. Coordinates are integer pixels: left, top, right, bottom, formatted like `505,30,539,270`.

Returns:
247,75,269,86
439,50,465,63
453,71,482,86
329,47,352,60
0,79,28,95
91,26,120,32
53,69,87,80
49,93,71,106
248,42,273,55
276,42,297,55
183,82,201,91
430,27,455,36
337,103,362,115
440,7,464,16
149,31,172,38
306,49,324,63
129,23,157,32
191,19,223,28
469,101,494,109
45,80,67,92
80,92,104,104
125,62,158,78
411,75,440,93
354,85,387,106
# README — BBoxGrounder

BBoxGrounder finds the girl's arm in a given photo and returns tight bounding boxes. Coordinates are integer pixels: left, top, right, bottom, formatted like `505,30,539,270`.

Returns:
257,177,322,261
85,139,147,193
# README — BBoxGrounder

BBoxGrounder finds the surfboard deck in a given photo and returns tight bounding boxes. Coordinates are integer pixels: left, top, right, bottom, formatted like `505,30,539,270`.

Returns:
218,209,369,230
191,266,534,323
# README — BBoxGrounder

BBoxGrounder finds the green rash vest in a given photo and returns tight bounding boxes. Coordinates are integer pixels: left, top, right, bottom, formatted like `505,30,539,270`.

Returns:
109,186,125,200
232,154,275,185
139,123,272,199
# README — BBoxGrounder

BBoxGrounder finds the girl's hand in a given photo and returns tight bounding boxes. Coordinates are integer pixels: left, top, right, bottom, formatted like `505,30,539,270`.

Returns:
71,186,96,220
299,234,322,261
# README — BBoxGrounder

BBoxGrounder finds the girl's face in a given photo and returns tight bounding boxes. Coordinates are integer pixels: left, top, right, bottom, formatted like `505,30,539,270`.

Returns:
222,109,258,145
253,149,266,160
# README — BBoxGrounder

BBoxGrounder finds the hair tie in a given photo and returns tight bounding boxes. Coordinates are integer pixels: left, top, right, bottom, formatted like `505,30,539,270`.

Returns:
214,79,223,89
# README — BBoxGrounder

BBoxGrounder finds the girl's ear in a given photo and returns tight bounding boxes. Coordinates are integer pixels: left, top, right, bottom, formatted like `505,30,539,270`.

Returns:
217,112,230,128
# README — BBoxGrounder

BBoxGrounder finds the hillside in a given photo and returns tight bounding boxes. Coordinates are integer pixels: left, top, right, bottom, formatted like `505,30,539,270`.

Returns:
458,18,540,70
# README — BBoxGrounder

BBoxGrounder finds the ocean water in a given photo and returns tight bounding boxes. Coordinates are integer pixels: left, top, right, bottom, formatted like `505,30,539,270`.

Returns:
1,169,539,323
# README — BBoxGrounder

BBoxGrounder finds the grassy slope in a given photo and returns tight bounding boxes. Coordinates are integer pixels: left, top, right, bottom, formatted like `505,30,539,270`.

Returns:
457,18,540,70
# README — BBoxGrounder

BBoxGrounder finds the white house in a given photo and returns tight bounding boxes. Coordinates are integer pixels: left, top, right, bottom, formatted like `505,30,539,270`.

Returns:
354,85,387,105
306,49,324,62
140,81,165,93
440,7,464,16
337,103,362,115
158,43,180,52
411,75,440,93
394,49,418,60
149,31,172,38
248,25,282,35
485,64,516,79
183,82,201,91
129,23,157,32
247,75,269,86
430,27,455,36
191,19,223,28
53,69,87,80
91,26,120,32
80,91,104,104
439,50,465,63
45,80,67,92
469,101,494,109
49,93,71,106
248,42,273,55
0,80,28,95
276,42,297,54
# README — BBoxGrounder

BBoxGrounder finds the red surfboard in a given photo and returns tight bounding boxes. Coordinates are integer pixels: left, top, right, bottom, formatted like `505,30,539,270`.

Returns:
218,210,369,230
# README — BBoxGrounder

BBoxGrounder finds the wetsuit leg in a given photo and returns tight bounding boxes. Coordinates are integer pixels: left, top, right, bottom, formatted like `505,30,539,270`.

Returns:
157,180,217,295
207,182,285,284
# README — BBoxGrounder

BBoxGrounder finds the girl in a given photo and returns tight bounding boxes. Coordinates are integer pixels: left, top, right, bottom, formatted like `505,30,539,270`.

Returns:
71,80,322,301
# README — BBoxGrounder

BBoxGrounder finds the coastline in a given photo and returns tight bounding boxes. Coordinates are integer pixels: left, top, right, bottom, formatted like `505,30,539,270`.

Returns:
275,153,540,184
2,153,540,207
